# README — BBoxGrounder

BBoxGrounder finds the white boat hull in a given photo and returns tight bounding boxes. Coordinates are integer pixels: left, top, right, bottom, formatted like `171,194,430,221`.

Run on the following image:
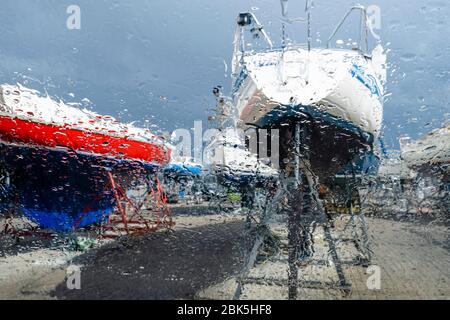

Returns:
401,124,450,179
234,46,386,142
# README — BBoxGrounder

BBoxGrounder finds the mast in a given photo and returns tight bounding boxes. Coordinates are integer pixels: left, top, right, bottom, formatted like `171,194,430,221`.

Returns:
306,0,312,52
280,0,288,49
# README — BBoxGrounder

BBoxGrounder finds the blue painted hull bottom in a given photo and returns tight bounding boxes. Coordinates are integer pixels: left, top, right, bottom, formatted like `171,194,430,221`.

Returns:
0,143,156,232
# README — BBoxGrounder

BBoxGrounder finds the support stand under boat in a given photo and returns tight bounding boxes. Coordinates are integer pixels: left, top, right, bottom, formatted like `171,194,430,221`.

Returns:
286,122,304,299
287,121,319,299
323,161,374,265
233,120,355,300
77,167,175,238
286,121,356,299
342,168,372,264
232,121,316,300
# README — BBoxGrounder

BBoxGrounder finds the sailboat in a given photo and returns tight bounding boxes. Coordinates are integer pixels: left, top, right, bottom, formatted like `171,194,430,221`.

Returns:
231,3,386,180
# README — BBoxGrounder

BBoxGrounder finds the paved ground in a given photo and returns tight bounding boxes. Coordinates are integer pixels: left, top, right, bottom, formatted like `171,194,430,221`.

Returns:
0,206,449,300
54,219,245,299
199,216,450,300
0,211,246,300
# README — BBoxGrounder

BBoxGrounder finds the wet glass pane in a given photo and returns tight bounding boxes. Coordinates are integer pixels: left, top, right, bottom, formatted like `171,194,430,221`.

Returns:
0,0,448,302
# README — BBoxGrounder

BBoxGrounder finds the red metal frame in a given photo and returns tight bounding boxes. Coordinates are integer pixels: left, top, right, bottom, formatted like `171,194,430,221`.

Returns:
1,171,174,239
93,171,175,238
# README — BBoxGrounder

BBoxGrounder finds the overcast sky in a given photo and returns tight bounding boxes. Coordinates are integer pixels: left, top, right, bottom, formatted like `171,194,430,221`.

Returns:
0,0,448,149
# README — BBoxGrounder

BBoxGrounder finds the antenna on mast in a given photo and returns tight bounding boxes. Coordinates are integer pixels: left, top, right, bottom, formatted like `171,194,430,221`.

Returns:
305,0,313,51
280,0,288,48
280,0,289,17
